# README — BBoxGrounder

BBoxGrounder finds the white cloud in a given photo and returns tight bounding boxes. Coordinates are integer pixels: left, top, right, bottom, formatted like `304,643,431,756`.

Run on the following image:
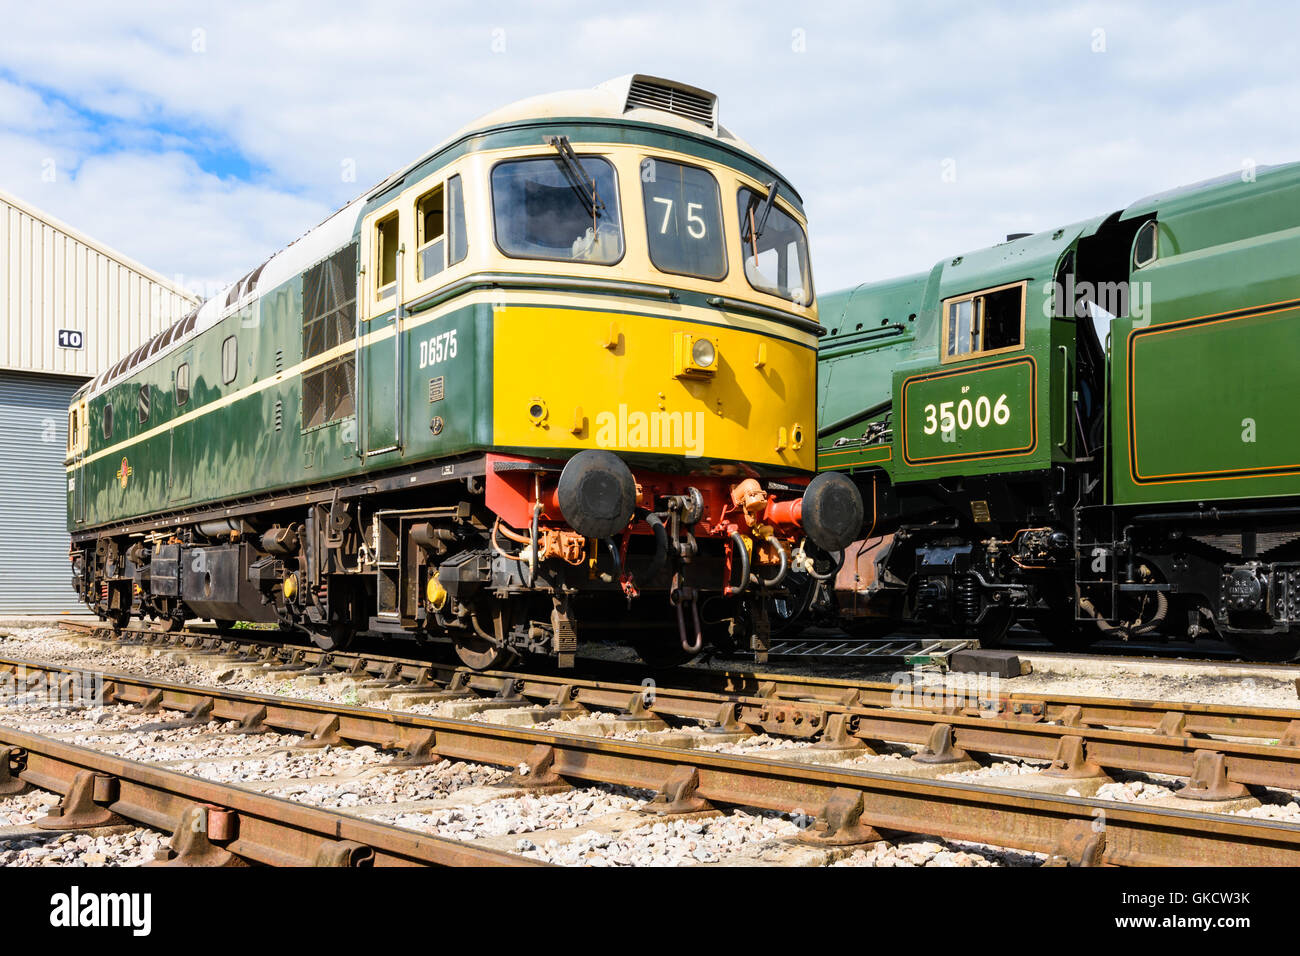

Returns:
0,0,1298,294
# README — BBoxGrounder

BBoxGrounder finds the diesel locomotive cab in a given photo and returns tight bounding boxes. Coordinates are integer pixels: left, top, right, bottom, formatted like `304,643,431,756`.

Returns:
66,75,860,669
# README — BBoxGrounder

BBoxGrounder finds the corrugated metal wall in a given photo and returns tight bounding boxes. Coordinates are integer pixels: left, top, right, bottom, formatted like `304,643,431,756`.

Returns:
0,190,200,615
0,188,199,378
0,372,82,613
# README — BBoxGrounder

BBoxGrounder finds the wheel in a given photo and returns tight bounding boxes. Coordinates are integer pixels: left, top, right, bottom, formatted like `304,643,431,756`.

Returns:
454,603,520,670
154,598,187,633
766,571,817,638
972,606,1013,648
632,638,699,670
310,622,355,652
841,618,897,639
213,619,237,631
453,632,516,670
1037,591,1100,651
108,609,131,631
1222,632,1300,662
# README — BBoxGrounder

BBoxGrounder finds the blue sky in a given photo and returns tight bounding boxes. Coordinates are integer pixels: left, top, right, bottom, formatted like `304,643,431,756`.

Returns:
2,0,1298,300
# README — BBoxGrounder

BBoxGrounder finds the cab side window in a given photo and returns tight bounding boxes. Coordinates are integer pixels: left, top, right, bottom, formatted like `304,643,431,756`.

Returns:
375,213,399,299
447,175,467,266
1133,219,1158,270
941,281,1026,363
416,184,445,280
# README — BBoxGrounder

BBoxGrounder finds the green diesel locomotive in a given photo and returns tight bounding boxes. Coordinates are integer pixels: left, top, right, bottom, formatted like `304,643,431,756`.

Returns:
66,76,862,668
817,162,1300,659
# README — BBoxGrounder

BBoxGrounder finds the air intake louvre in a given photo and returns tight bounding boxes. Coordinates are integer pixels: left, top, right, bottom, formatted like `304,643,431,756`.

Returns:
624,78,716,129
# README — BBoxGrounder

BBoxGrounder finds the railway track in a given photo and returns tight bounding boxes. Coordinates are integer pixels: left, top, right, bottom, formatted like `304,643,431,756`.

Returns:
6,624,1300,864
0,728,537,867
47,622,1300,797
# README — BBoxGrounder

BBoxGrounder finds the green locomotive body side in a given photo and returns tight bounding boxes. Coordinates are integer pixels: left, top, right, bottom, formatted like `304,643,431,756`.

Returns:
1110,165,1300,505
814,160,1300,659
69,292,493,530
817,221,1108,485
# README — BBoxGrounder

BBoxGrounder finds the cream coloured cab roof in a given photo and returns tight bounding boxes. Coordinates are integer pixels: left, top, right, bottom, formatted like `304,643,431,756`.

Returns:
85,75,770,399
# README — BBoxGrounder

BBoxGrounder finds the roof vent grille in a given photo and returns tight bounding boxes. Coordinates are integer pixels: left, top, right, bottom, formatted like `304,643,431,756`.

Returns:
624,77,716,130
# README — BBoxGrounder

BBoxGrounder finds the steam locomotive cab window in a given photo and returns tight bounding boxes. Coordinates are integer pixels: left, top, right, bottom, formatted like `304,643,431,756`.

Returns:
1133,219,1158,269
941,281,1026,363
375,213,399,299
737,187,811,305
641,158,726,280
491,156,623,264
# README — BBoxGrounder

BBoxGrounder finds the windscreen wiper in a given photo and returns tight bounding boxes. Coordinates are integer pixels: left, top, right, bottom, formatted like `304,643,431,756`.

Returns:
546,135,606,219
745,180,779,248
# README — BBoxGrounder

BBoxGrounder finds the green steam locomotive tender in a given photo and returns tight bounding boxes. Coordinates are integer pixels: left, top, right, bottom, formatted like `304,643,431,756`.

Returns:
66,76,863,668
817,162,1300,659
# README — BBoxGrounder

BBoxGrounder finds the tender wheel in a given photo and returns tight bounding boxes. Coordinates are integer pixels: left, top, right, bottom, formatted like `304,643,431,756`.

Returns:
159,614,185,633
1222,632,1300,662
1037,591,1099,651
109,609,131,631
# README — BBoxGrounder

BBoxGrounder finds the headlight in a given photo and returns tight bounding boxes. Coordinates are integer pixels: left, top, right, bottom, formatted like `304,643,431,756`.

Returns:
692,337,716,368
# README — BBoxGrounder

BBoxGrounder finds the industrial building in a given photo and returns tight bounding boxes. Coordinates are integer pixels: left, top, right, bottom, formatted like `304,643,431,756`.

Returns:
0,187,199,613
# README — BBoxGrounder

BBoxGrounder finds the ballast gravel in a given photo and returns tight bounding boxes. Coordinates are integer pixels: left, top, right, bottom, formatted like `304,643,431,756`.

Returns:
280,760,510,808
170,744,394,783
0,829,168,867
1235,799,1300,822
694,733,816,754
514,810,799,866
0,625,408,712
66,723,301,763
941,759,1051,782
0,789,60,827
380,786,645,839
832,838,1044,867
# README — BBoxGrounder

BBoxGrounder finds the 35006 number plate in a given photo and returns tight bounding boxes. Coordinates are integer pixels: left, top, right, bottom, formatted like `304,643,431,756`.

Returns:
901,356,1037,465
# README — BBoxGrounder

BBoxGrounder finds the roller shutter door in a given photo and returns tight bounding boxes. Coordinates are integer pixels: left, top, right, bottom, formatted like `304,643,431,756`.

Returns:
0,371,85,613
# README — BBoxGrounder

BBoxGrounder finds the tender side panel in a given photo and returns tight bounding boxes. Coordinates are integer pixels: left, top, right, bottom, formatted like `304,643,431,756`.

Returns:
1113,226,1300,505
